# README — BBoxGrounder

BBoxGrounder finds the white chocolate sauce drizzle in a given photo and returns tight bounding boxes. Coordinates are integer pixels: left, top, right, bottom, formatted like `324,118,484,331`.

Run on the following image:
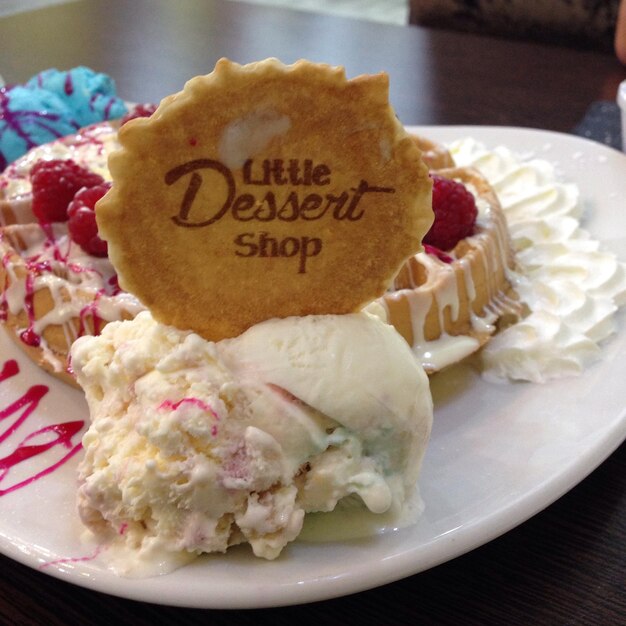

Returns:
1,223,143,374
381,138,625,382
381,176,519,372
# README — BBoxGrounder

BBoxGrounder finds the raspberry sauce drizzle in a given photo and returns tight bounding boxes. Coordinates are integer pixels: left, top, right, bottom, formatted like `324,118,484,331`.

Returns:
19,272,41,347
159,397,219,417
39,546,103,570
15,227,110,349
0,250,10,322
0,359,19,383
64,73,74,96
160,397,220,436
0,359,84,496
14,232,65,348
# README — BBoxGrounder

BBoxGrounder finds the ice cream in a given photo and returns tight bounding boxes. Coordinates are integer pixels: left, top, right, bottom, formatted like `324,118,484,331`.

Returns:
26,67,127,128
71,309,432,575
0,85,76,170
449,137,626,382
0,67,127,170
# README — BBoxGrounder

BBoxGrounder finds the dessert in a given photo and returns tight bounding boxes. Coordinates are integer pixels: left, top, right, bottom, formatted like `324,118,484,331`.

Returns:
448,137,626,382
0,66,127,171
0,120,119,226
72,309,432,574
69,58,435,572
382,132,626,380
3,57,623,582
380,164,520,372
3,69,619,385
0,105,160,384
0,222,143,386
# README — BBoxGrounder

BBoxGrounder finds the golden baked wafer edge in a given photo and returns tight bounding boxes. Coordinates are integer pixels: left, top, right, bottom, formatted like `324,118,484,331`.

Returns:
96,58,433,340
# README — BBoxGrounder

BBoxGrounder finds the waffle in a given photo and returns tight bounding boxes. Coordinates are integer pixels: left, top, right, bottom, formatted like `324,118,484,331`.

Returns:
410,134,455,170
0,223,143,385
379,166,521,373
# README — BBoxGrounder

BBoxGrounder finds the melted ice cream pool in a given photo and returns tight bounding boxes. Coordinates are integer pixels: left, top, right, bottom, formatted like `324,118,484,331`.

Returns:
449,138,626,382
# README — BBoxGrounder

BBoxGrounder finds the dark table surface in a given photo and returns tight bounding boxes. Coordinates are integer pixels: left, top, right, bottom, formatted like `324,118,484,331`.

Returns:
1,1,625,624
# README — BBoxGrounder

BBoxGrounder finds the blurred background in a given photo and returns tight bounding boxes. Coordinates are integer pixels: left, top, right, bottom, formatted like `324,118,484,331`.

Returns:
0,0,409,23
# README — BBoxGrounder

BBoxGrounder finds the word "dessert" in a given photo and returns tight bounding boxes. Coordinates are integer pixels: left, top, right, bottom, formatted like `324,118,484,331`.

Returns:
166,159,394,227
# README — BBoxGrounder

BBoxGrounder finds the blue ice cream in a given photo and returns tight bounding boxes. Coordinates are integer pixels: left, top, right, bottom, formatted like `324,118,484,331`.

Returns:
0,67,128,171
27,67,127,127
0,85,79,171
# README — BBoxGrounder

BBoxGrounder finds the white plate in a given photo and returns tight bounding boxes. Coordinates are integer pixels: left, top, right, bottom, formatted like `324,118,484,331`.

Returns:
0,126,625,609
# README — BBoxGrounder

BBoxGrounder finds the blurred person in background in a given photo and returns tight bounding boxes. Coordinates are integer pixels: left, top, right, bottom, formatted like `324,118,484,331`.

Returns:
410,0,626,62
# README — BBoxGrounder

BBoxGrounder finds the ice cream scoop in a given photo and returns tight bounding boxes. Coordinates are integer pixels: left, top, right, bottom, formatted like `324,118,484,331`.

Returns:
71,310,432,576
0,85,77,170
0,67,127,170
26,66,127,127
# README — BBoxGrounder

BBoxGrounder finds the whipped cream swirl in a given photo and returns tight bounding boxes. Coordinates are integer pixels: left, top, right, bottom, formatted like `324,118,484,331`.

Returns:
450,138,626,382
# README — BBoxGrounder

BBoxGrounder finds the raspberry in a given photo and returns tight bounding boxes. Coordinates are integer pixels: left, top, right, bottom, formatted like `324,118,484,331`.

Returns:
67,182,111,257
423,174,478,251
120,103,157,125
31,159,104,223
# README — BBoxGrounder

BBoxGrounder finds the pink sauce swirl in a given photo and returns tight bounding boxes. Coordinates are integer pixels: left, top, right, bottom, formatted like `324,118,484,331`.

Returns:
0,358,84,496
39,546,102,570
159,397,220,437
